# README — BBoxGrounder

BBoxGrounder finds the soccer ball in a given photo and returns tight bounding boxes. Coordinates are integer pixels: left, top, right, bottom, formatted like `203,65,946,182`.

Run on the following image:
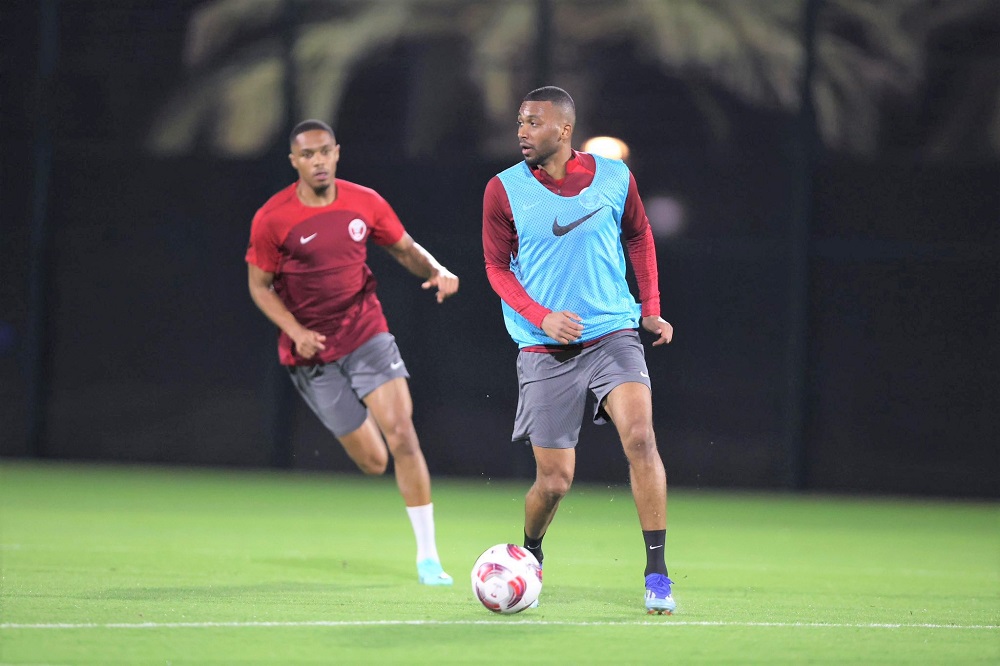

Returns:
470,543,542,614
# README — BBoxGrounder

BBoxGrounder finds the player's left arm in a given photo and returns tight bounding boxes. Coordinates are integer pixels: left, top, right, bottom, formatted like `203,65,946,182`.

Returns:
622,173,673,346
384,233,459,303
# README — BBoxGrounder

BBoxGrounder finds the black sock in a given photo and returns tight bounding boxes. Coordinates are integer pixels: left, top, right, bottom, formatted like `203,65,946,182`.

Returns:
642,529,668,577
524,532,544,566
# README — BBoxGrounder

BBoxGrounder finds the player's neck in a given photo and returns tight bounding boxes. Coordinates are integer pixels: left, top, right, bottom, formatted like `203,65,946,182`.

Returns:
296,181,337,207
537,148,573,182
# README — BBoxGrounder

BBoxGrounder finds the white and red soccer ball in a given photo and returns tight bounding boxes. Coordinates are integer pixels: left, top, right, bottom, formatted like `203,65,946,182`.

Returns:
471,543,543,613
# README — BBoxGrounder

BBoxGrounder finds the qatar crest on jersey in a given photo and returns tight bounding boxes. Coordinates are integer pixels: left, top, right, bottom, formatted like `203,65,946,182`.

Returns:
348,218,368,242
578,186,601,210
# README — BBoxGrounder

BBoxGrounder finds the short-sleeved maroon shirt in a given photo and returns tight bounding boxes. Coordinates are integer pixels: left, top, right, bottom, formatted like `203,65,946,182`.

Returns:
246,179,406,365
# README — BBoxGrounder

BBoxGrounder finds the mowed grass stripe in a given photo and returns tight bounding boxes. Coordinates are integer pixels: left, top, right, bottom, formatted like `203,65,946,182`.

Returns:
3,620,998,630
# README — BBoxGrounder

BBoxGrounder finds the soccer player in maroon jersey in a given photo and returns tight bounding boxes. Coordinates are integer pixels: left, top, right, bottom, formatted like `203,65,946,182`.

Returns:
482,87,676,612
246,120,457,585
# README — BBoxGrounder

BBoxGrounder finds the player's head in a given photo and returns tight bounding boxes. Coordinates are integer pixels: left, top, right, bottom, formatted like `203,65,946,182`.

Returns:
289,119,334,146
289,119,340,194
523,87,576,124
518,86,575,167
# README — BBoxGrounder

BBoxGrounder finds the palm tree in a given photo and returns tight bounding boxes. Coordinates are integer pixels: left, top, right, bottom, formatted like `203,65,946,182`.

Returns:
146,0,996,160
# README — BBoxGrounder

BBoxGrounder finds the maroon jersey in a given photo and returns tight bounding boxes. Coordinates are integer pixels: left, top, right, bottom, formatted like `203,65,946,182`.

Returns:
246,179,406,365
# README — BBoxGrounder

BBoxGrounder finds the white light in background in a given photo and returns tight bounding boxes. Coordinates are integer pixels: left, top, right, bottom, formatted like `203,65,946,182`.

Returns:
582,136,630,160
582,136,682,239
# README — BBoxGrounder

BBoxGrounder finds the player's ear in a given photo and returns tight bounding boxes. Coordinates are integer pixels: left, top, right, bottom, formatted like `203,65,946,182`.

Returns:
288,151,296,167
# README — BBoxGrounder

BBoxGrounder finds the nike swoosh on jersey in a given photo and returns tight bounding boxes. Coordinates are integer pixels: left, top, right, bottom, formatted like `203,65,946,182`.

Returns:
552,208,603,236
300,233,318,244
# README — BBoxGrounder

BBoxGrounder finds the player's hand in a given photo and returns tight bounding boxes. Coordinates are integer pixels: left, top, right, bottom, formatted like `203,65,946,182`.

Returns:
542,311,584,345
422,268,459,303
291,328,327,359
642,316,673,346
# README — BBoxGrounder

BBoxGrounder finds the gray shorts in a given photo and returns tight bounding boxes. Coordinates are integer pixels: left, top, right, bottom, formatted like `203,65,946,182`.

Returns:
512,330,651,449
286,332,410,437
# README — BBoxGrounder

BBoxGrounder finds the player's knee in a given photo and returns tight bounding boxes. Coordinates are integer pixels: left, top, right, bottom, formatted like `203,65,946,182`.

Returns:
383,421,419,455
356,448,389,475
348,436,389,474
538,471,573,499
622,423,657,457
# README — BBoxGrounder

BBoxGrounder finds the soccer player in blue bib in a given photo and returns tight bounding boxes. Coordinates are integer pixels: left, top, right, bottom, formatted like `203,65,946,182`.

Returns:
482,86,676,614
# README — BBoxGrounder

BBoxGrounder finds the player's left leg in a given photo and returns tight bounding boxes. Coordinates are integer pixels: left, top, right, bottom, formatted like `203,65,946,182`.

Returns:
363,378,427,505
364,377,452,585
602,382,675,614
603,382,665,531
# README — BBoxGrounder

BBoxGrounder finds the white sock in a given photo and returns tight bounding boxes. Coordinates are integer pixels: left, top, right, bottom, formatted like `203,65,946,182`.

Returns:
406,503,440,563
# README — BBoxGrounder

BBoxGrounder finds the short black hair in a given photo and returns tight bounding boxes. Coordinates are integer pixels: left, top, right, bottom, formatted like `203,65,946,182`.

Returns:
289,119,335,146
523,86,576,121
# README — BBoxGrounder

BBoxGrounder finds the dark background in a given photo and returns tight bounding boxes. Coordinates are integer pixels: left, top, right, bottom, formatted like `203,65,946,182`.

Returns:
2,0,997,498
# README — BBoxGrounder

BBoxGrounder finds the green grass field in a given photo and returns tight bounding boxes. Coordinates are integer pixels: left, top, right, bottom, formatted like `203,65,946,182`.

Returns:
1,461,997,664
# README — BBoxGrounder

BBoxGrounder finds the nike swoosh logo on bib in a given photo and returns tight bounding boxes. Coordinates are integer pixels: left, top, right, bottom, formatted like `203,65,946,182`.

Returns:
552,208,603,236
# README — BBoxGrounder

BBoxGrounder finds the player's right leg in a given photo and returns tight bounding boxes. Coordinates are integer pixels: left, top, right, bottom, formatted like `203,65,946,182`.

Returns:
523,446,575,608
336,415,389,474
512,348,588,607
524,446,576,549
287,363,388,474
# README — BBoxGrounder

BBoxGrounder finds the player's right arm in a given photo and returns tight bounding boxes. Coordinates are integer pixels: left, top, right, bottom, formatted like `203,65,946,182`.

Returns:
483,177,582,344
247,264,326,360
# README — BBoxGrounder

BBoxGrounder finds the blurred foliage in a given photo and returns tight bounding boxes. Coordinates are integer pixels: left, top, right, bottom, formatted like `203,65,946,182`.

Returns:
147,0,999,161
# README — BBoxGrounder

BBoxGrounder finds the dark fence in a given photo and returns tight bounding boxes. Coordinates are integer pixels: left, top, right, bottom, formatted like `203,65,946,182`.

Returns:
1,0,996,498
